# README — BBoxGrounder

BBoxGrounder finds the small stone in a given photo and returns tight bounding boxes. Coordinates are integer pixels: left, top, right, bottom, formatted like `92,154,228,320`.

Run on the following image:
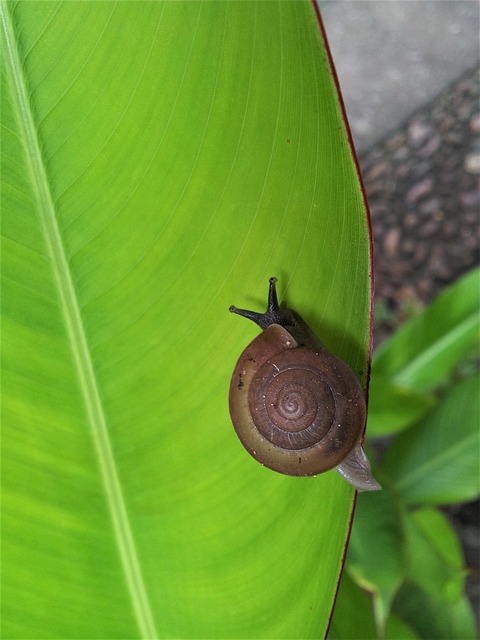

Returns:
394,147,409,161
402,239,416,254
389,262,409,282
472,139,480,154
395,163,410,179
439,115,455,134
366,181,386,197
404,213,417,229
458,103,473,121
417,277,432,297
419,135,441,158
412,161,433,181
414,243,428,264
383,228,400,258
463,235,478,251
385,132,406,152
405,178,434,205
460,190,480,208
369,203,389,218
460,225,474,239
408,120,433,147
443,220,457,238
464,210,479,224
464,152,480,174
469,113,480,133
418,220,438,238
446,130,464,146
365,161,389,182
419,198,442,215
428,247,451,279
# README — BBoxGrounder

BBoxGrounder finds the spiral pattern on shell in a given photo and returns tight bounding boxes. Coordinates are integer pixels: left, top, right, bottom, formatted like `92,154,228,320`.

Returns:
250,350,337,449
229,324,366,476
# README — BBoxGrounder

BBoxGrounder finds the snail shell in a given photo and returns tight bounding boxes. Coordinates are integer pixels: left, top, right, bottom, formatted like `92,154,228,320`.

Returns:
229,278,381,491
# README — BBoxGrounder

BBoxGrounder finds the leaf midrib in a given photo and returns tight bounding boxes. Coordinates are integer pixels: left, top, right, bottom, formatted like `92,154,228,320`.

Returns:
0,4,157,637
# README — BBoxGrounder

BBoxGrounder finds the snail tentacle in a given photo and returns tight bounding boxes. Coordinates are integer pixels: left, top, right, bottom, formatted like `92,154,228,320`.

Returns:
230,278,322,348
230,277,296,330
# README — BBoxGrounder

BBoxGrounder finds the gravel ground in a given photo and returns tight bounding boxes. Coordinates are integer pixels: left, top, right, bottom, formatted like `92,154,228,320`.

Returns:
361,66,479,342
359,66,479,627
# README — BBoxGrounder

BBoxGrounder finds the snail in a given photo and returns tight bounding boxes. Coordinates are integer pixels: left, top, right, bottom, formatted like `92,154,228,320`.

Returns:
229,277,381,492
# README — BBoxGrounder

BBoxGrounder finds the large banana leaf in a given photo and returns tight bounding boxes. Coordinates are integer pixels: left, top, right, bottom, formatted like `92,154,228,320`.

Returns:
1,1,372,637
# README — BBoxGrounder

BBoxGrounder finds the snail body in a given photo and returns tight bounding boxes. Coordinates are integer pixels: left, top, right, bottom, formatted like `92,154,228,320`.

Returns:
229,278,381,491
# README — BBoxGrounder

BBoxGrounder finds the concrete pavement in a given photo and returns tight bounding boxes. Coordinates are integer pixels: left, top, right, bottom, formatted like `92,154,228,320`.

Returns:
319,0,479,152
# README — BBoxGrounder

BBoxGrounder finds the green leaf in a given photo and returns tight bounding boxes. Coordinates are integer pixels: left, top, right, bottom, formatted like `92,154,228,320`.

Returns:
373,268,480,393
346,488,406,635
334,507,476,640
1,1,372,638
393,582,477,640
367,375,435,437
329,572,417,640
404,507,467,603
384,375,480,505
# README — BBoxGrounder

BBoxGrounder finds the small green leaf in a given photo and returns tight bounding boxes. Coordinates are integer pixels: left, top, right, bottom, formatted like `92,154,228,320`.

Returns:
405,507,467,603
384,374,480,505
329,572,417,640
373,269,480,393
329,572,378,640
393,581,477,640
367,375,435,437
346,488,407,635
